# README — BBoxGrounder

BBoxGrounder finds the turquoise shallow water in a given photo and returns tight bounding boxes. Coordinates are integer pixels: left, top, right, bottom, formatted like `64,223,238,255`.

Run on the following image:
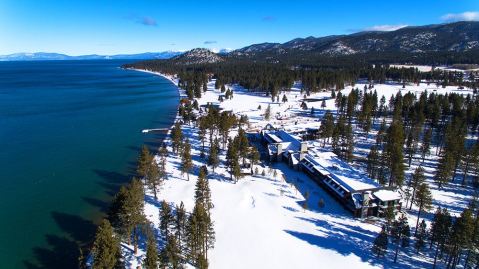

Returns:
0,60,178,268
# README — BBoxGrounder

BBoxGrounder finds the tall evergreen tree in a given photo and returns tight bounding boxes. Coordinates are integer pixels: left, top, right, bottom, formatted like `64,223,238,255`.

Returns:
207,138,220,172
195,166,213,213
409,166,426,210
144,228,158,269
116,178,145,254
137,145,153,179
319,111,335,146
372,225,388,258
181,139,193,181
391,214,411,263
367,145,379,180
249,146,261,174
91,219,121,269
430,207,452,269
435,151,455,188
160,200,174,240
414,183,433,235
171,122,184,154
385,121,405,187
415,220,427,253
421,128,432,162
145,159,163,200
175,201,187,262
160,235,181,269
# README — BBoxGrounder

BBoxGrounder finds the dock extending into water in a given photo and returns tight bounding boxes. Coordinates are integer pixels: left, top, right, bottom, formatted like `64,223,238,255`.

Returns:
142,128,170,133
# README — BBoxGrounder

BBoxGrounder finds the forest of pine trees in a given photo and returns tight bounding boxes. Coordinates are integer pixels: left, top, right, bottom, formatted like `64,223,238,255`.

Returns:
114,56,479,269
89,142,217,268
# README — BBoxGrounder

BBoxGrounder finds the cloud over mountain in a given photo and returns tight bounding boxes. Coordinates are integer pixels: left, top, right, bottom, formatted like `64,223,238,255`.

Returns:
363,24,408,32
441,11,479,22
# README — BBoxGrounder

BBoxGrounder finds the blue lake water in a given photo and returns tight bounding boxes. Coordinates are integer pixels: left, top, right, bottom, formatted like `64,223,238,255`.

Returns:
0,60,178,268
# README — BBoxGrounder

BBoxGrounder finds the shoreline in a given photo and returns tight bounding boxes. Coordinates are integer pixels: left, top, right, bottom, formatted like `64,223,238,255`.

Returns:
126,67,183,153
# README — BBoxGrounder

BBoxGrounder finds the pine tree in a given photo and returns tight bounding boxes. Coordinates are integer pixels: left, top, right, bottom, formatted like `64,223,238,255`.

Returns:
171,122,184,154
415,219,427,253
218,111,237,149
372,225,388,258
421,128,432,162
160,200,174,240
237,129,250,165
319,111,335,146
91,219,121,269
385,121,405,187
435,151,454,188
367,145,379,179
430,208,452,269
249,147,260,174
409,166,425,210
181,139,193,181
186,200,215,265
384,206,395,227
160,235,181,269
391,214,411,263
344,122,355,162
144,228,158,269
195,166,213,212
207,139,220,172
226,138,242,183
116,178,144,254
405,131,416,167
145,159,163,200
175,202,186,262
195,254,208,269
414,183,433,235
446,208,474,268
137,145,153,179
264,104,271,120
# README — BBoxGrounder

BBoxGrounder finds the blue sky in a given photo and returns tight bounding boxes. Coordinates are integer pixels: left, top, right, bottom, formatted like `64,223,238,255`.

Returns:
1,0,478,55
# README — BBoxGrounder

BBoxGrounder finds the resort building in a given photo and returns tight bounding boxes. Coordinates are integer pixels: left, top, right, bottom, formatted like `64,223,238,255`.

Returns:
260,126,401,218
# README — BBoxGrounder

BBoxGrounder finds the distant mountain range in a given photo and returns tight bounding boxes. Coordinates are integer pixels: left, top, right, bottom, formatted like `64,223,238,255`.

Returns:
0,51,183,61
228,21,479,60
160,21,479,65
4,21,479,64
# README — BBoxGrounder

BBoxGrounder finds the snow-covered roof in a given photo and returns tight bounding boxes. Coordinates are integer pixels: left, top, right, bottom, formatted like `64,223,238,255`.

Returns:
302,149,381,193
373,189,401,202
276,130,302,150
265,133,282,144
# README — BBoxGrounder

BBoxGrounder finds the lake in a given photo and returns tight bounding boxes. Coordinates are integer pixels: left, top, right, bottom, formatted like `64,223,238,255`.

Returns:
0,60,178,268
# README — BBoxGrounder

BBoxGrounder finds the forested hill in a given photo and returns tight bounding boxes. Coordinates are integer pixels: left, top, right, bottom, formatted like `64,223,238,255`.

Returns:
228,21,479,63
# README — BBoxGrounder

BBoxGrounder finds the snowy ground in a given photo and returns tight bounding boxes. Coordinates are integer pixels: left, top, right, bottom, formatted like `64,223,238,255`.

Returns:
123,71,476,268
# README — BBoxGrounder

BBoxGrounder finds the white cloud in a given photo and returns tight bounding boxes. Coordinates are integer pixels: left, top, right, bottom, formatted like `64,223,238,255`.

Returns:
364,24,408,32
441,11,479,22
